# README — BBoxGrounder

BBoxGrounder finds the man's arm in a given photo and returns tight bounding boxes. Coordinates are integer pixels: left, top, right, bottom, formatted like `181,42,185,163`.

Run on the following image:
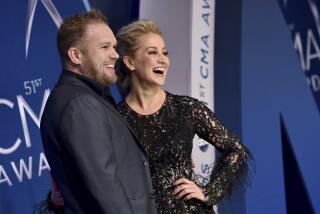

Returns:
59,94,134,214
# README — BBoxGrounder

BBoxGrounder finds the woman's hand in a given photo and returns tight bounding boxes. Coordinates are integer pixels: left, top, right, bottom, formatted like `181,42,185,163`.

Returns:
172,178,208,202
50,177,64,208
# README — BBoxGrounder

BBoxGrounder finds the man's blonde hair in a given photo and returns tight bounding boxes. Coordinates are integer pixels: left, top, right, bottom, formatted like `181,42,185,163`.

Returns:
57,8,108,66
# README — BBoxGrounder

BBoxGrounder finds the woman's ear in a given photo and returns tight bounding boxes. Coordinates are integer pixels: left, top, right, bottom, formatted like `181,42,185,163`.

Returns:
67,47,82,65
123,56,135,71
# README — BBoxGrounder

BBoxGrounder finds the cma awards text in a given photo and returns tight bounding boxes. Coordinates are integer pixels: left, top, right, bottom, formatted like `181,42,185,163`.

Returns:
0,85,51,187
294,29,320,92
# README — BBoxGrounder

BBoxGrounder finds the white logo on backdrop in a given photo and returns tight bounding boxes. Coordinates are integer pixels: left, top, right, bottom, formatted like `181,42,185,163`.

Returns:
25,0,63,58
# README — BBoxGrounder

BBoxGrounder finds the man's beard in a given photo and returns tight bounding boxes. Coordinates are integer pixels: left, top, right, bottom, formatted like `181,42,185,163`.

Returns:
81,57,117,85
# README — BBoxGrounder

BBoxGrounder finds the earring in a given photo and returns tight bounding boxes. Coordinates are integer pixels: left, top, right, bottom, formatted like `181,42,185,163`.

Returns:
130,67,135,71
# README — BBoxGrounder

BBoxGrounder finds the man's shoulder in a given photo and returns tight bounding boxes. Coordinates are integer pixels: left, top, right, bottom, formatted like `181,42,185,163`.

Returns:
51,85,104,110
44,81,104,120
48,83,89,105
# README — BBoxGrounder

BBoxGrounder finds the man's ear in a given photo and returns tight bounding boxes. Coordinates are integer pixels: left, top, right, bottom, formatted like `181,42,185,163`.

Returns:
123,56,135,71
67,47,82,65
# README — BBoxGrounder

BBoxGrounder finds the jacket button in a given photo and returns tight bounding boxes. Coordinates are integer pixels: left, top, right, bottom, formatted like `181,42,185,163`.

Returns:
143,161,149,167
150,193,154,199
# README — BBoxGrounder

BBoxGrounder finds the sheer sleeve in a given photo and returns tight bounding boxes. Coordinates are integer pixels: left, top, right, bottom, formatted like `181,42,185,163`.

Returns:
189,98,253,206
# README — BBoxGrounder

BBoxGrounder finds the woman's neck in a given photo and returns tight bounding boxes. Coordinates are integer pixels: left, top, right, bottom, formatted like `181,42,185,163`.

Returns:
126,84,166,115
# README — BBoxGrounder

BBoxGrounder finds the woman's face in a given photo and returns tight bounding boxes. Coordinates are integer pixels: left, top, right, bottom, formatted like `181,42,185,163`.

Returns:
130,33,170,87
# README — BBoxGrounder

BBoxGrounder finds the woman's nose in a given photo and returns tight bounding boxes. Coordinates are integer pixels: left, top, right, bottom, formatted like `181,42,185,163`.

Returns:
158,54,165,63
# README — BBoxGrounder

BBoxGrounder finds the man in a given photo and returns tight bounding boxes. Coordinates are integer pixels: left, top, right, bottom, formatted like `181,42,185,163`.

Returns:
40,9,157,214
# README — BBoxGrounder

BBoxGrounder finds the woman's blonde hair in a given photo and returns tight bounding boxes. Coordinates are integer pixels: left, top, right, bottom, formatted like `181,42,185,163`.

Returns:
116,19,162,57
115,20,163,95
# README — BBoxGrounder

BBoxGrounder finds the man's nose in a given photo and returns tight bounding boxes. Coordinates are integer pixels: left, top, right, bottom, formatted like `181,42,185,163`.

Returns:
111,49,119,59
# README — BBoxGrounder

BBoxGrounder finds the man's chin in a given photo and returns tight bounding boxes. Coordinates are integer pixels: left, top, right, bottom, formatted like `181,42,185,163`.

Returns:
98,75,117,86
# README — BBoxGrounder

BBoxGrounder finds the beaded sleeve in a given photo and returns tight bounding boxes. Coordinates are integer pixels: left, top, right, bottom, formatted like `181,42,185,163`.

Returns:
189,97,252,206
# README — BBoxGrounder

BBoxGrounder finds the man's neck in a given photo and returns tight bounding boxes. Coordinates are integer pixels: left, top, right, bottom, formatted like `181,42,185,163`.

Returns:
65,65,82,74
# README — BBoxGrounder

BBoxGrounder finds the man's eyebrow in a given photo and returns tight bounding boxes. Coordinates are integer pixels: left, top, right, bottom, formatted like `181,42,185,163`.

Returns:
98,41,112,46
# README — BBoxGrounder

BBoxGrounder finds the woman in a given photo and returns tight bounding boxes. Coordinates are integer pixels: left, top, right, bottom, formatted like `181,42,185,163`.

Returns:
47,19,252,214
115,19,252,213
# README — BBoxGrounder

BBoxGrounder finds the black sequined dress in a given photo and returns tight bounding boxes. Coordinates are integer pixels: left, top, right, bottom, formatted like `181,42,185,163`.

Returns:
118,92,251,214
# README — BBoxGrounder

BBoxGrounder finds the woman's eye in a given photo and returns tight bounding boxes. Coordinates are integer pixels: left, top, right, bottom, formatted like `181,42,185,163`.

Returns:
163,51,169,56
148,51,157,55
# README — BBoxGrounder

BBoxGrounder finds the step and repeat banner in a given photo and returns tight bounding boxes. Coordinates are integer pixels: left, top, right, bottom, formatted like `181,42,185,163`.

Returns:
278,0,320,111
0,1,137,213
241,0,320,213
4,1,319,214
277,0,320,212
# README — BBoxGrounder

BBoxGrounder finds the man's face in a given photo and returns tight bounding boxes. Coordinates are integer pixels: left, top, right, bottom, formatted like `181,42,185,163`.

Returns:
80,23,119,85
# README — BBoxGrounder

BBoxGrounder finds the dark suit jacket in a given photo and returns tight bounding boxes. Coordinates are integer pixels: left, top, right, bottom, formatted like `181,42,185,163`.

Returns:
40,70,157,214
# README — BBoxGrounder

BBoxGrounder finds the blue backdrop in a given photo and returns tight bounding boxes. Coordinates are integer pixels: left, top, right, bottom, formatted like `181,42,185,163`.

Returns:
278,0,320,111
215,0,320,213
1,0,320,213
241,0,320,213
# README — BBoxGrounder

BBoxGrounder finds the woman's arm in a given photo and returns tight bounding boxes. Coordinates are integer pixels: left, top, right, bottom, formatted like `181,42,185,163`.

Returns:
190,98,253,206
